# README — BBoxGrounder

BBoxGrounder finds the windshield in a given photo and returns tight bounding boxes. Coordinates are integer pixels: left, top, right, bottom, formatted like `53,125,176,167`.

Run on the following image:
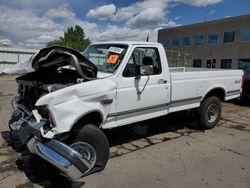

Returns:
83,44,128,73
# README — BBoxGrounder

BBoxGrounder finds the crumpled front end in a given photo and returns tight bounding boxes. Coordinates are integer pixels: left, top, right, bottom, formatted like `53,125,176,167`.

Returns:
6,46,116,181
9,97,95,182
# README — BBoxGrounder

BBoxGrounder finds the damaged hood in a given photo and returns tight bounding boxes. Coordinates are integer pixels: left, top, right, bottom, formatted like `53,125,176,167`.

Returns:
4,46,98,80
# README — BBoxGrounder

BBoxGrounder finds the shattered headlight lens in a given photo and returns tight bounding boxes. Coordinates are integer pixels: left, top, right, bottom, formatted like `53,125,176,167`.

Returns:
37,105,55,128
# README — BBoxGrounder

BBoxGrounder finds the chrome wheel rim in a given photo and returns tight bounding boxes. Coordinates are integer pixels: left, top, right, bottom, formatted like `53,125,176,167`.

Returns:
206,104,218,123
70,142,97,172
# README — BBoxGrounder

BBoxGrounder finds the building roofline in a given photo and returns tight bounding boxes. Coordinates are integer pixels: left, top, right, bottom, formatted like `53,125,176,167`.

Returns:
159,14,250,32
0,47,37,53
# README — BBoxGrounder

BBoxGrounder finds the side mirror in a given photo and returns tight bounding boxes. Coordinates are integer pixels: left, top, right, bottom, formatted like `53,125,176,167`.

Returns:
139,65,153,75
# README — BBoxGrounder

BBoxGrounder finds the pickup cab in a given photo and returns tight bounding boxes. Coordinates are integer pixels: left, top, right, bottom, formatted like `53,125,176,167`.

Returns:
5,42,243,182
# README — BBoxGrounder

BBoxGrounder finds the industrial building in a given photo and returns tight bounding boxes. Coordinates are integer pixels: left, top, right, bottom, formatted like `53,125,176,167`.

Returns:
158,14,250,70
0,47,36,73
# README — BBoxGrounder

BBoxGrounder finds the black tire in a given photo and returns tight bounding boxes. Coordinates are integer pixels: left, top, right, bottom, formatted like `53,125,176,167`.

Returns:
9,130,26,152
22,153,49,183
22,153,71,186
69,124,109,177
198,96,221,130
240,92,248,101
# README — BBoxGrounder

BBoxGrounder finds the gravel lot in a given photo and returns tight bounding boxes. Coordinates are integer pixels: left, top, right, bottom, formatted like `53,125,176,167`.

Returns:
0,78,249,188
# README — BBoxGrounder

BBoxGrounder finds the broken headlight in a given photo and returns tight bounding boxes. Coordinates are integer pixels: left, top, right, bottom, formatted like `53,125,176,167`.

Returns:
36,105,55,129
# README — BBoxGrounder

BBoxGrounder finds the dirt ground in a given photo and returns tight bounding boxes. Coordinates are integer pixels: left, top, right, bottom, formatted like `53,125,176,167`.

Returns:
0,78,249,188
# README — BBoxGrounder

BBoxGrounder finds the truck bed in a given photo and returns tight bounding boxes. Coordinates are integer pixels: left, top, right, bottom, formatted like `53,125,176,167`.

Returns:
168,67,243,113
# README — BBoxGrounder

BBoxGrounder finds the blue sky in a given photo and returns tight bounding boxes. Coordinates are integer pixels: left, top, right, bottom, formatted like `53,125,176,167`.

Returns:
0,0,249,48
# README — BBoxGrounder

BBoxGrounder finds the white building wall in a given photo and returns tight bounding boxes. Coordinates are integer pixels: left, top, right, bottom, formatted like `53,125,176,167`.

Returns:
19,53,34,62
0,47,37,73
0,51,17,62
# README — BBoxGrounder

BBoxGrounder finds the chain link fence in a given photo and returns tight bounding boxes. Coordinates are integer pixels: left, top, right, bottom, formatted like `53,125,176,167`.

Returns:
165,50,193,67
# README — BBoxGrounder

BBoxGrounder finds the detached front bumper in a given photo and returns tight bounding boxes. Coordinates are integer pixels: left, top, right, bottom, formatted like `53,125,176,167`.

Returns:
9,97,92,182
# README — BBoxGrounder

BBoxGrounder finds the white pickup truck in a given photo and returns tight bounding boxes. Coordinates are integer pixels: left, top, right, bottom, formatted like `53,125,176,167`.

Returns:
5,42,243,182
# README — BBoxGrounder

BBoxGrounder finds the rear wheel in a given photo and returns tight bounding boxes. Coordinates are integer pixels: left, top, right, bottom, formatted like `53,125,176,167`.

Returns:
198,96,221,129
68,124,109,176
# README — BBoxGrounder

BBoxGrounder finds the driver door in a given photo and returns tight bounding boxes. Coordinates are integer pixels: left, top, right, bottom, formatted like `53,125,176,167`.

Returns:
115,46,170,126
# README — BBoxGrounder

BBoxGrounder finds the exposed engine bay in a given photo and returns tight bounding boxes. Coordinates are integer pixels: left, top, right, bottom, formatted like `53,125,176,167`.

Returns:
7,46,98,111
17,68,84,110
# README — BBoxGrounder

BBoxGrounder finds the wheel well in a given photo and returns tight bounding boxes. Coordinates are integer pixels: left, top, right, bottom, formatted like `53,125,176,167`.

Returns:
203,88,225,101
72,111,103,131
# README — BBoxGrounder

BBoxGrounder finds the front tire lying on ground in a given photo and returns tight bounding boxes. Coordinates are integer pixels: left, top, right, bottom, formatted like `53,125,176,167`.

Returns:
68,124,109,177
198,96,222,130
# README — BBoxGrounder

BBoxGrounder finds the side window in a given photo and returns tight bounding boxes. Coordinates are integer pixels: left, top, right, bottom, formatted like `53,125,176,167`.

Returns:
123,47,161,77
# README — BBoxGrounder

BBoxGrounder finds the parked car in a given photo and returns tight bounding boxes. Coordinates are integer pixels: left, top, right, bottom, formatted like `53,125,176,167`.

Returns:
241,69,250,99
4,42,243,182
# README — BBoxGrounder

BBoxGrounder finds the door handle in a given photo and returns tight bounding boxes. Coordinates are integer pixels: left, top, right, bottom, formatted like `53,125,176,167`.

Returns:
158,79,167,84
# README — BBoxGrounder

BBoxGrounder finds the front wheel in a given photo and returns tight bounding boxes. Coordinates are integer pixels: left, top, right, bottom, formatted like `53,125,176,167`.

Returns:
198,96,222,130
68,124,109,177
